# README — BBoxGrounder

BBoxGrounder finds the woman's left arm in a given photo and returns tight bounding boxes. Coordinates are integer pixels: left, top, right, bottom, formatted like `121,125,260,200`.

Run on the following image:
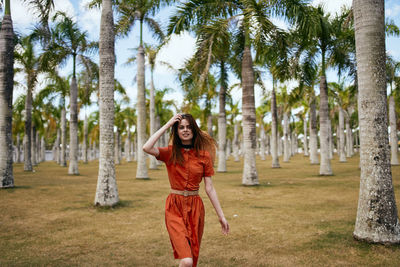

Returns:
204,176,229,235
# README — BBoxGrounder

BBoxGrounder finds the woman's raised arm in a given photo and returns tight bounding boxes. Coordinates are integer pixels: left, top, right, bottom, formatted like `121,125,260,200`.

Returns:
142,114,182,157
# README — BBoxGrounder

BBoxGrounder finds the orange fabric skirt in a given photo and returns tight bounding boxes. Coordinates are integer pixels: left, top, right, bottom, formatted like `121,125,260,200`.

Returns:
165,193,205,267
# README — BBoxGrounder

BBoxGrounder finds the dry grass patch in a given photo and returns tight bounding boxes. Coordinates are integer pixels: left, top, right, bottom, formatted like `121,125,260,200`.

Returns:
1,154,400,266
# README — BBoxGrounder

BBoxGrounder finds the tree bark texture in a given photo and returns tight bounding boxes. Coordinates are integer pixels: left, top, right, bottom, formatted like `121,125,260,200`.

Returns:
353,0,400,244
260,124,266,161
271,87,280,168
95,0,119,206
83,115,88,163
309,100,319,164
68,77,79,174
136,45,148,179
31,126,37,166
319,76,332,175
241,46,258,185
24,86,33,171
339,107,347,162
283,112,290,162
60,108,67,166
217,76,227,172
346,115,353,158
233,122,240,162
0,8,14,187
303,117,309,156
389,95,399,165
149,72,158,169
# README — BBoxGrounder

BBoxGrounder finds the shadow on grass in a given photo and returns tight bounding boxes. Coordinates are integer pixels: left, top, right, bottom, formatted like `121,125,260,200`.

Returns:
93,200,135,212
1,185,32,192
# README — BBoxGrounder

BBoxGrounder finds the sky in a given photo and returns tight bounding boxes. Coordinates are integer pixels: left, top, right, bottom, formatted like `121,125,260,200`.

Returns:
9,0,400,119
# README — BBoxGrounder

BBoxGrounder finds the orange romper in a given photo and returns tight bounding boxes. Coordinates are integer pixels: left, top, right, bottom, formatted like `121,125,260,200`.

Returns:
156,146,214,267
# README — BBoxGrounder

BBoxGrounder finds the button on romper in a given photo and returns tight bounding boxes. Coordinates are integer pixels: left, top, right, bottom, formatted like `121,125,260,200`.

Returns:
156,146,214,267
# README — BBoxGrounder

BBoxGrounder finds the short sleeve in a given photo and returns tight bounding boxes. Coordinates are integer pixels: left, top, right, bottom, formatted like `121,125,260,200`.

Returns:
156,146,170,163
203,151,214,177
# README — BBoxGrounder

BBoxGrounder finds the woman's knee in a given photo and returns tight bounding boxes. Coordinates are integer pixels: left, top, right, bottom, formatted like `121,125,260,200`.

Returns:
179,257,193,267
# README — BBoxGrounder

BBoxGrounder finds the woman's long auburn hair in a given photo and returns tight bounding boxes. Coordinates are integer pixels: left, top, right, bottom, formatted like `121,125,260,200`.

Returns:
169,114,216,165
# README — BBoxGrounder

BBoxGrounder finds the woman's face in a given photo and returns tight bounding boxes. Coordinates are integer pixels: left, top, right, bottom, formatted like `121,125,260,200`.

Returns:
177,118,193,145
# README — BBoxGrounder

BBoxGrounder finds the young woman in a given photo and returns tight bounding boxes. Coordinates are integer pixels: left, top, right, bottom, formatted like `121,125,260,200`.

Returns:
143,113,229,267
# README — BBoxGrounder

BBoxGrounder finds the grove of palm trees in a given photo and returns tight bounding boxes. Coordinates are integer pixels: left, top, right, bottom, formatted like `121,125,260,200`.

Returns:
2,0,400,265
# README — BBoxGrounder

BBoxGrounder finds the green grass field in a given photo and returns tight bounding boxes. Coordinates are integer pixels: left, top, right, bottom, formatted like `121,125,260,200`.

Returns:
2,153,400,266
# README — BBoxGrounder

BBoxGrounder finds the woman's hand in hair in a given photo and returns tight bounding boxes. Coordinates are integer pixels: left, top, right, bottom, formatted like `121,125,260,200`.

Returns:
167,114,182,128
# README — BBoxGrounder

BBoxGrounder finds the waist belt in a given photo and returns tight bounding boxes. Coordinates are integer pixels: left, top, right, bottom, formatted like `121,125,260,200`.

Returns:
170,189,199,196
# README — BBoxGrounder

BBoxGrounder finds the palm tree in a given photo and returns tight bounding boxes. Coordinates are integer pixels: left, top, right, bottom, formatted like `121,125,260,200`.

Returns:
116,0,171,179
353,0,400,244
47,12,96,175
0,0,14,188
95,0,119,207
386,55,400,165
14,35,44,171
169,0,308,184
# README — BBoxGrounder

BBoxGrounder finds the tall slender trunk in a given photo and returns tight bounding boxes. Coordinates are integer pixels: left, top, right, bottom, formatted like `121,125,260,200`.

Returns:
271,85,280,168
68,76,79,174
127,130,132,162
40,136,45,162
328,118,333,159
24,87,33,171
241,45,258,185
319,76,332,175
136,45,148,179
95,0,119,206
303,116,309,156
217,62,227,172
83,114,88,164
0,1,14,187
353,0,400,243
309,99,319,164
114,130,120,165
345,114,353,158
207,114,213,137
233,122,240,162
283,112,290,162
55,129,60,163
61,108,67,166
226,139,231,160
389,96,399,165
149,70,158,169
31,125,37,166
16,134,21,163
259,123,266,161
339,107,347,162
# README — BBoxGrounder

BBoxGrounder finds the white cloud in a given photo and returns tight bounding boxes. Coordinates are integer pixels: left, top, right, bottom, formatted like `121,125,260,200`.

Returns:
312,0,352,15
79,0,101,40
386,4,400,17
156,32,196,74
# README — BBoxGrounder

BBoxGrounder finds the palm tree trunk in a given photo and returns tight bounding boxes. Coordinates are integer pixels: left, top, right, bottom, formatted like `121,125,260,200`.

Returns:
16,134,21,163
309,99,319,164
217,65,227,172
241,45,258,185
0,0,14,187
345,115,352,158
260,123,266,161
114,131,120,165
24,87,33,171
353,0,400,243
136,45,148,179
127,130,132,162
40,136,45,162
339,107,347,162
226,139,231,160
283,112,290,162
68,76,79,174
31,125,37,166
319,76,332,175
303,116,309,156
61,108,67,166
207,114,213,137
271,85,280,168
328,119,333,159
83,114,88,164
233,122,240,162
55,128,60,163
149,71,158,169
95,0,119,206
389,95,399,165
